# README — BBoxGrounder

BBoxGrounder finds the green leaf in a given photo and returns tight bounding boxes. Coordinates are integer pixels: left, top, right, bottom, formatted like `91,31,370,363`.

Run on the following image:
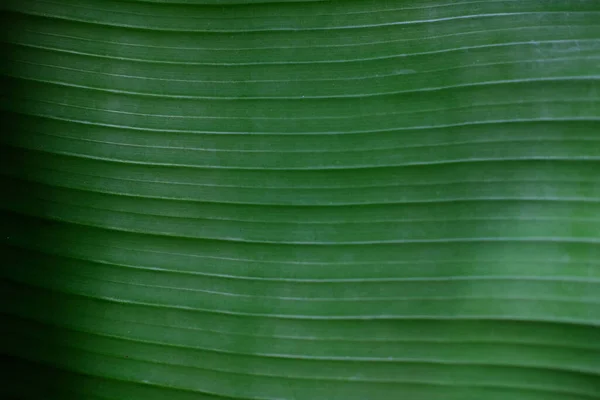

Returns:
1,0,599,399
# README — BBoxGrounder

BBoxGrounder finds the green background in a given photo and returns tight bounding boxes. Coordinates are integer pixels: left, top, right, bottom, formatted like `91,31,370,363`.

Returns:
1,1,599,398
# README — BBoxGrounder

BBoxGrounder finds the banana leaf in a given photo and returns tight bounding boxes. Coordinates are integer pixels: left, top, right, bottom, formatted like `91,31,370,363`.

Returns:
1,0,599,399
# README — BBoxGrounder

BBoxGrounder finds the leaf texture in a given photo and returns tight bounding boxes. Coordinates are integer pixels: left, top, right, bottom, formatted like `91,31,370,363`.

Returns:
1,0,600,399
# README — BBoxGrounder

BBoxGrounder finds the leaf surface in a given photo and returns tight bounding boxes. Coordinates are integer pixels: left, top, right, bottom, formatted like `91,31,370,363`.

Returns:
1,0,600,399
